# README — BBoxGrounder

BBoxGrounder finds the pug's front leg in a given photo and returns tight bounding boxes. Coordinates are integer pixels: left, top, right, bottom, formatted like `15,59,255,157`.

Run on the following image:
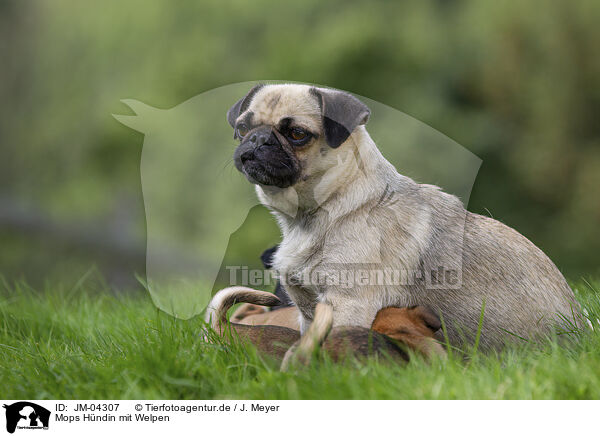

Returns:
323,291,380,329
281,302,333,371
299,288,380,334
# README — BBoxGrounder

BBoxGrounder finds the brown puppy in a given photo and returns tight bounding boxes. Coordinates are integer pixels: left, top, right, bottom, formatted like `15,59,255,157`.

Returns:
205,287,445,365
217,322,300,362
231,305,300,330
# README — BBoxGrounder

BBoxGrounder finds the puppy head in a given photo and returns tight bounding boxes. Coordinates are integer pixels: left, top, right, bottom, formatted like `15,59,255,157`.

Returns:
372,306,441,338
371,306,446,358
227,84,370,190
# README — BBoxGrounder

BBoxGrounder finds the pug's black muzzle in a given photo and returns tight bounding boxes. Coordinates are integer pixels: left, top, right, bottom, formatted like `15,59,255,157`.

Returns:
234,126,301,188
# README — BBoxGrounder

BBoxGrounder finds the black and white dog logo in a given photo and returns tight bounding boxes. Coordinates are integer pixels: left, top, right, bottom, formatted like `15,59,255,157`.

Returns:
3,402,50,434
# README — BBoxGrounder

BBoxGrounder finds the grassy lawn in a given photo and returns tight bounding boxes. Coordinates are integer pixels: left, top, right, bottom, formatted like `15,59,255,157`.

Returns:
1,277,599,400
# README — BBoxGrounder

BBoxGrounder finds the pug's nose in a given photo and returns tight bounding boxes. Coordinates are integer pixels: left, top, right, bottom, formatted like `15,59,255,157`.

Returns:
240,149,255,164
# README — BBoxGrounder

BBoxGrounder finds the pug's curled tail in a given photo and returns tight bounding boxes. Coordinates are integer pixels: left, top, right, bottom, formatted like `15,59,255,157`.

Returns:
204,286,281,330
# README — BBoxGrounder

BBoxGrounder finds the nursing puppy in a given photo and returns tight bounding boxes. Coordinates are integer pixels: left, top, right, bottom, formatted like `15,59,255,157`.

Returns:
232,306,300,330
230,245,299,330
227,83,581,352
205,287,444,364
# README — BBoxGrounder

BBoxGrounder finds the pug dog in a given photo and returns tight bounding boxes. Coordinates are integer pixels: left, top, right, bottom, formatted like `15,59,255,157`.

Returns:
226,83,582,352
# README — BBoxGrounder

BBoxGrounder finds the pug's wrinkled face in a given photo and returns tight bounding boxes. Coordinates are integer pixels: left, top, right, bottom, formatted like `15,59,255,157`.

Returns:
227,84,370,190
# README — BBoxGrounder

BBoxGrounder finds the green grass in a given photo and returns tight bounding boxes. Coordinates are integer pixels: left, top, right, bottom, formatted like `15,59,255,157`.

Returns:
1,276,599,399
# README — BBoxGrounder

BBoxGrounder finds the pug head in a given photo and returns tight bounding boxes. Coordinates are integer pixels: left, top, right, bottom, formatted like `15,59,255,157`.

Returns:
227,84,370,191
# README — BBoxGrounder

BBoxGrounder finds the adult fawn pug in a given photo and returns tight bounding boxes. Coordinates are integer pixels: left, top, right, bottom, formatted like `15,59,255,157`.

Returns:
227,83,581,351
205,287,444,364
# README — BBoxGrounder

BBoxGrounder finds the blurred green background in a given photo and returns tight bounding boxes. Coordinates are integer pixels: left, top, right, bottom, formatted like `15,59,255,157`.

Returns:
1,0,598,291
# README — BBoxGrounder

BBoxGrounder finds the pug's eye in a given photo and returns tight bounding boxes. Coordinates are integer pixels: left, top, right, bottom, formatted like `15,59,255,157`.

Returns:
289,128,308,142
236,124,249,138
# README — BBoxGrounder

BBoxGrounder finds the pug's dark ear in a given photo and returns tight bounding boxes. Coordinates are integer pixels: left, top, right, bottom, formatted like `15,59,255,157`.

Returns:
227,84,265,127
310,87,370,148
260,245,279,269
410,306,442,332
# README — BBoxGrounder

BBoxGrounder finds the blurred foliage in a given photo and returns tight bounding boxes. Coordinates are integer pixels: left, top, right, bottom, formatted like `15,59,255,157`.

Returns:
0,0,598,289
